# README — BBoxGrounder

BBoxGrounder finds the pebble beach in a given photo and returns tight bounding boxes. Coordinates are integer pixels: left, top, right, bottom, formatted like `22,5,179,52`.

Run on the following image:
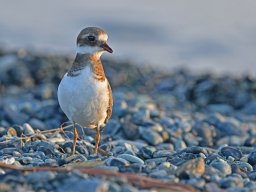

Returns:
0,49,256,192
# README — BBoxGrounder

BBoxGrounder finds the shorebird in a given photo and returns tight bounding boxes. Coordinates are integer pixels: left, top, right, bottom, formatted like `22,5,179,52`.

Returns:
57,27,113,155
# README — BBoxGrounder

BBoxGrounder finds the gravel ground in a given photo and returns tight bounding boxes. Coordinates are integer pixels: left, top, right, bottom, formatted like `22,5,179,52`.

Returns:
0,49,256,192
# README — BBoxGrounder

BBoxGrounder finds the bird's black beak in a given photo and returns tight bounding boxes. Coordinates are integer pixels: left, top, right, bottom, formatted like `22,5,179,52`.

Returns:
101,43,113,53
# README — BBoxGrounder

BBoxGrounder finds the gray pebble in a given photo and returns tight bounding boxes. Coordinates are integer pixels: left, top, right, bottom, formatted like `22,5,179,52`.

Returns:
104,119,121,135
57,179,109,192
248,151,256,166
210,158,232,176
20,157,33,164
145,157,167,166
138,146,156,159
109,157,130,168
29,118,45,130
23,123,35,135
140,128,163,145
218,175,244,189
117,154,144,165
153,150,172,158
220,146,242,161
149,169,168,179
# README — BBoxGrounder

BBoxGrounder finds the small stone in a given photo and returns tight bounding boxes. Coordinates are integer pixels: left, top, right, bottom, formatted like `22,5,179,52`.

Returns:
122,119,140,140
1,157,15,165
57,179,109,192
1,148,17,155
26,171,56,184
109,157,130,168
248,151,256,166
23,123,35,135
175,157,205,178
210,158,232,176
7,127,17,136
44,158,58,165
29,118,45,130
140,128,163,145
218,175,244,189
0,127,7,137
219,146,242,161
192,122,216,147
117,154,144,165
4,104,29,125
138,146,156,159
248,171,256,181
12,151,22,157
145,157,167,165
12,125,24,137
149,169,168,179
153,150,172,158
20,157,33,164
104,119,121,135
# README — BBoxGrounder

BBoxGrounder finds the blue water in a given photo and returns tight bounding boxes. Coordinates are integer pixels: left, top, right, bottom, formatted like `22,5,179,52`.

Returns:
0,0,256,75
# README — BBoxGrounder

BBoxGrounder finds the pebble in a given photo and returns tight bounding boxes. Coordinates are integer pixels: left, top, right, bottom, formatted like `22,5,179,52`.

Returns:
56,179,109,192
140,128,163,145
219,146,242,161
218,175,244,189
29,118,45,130
149,169,168,179
23,123,35,135
175,157,205,178
109,157,130,168
210,158,232,176
138,146,156,159
117,154,144,165
248,151,256,166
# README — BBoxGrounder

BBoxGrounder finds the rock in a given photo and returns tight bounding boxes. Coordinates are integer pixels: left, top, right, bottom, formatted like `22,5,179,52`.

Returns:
209,158,232,176
109,157,130,168
56,179,109,192
29,118,45,130
219,146,242,161
23,123,35,135
117,154,144,165
218,175,244,189
20,157,33,165
145,157,168,166
122,118,140,140
139,128,163,146
104,119,121,135
243,101,256,115
149,169,168,179
175,157,205,178
3,104,29,125
192,122,216,147
26,171,56,184
7,127,17,137
248,151,256,166
153,150,172,158
138,146,156,159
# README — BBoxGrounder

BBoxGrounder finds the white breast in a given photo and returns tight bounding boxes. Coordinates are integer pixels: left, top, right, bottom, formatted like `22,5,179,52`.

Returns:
57,66,109,128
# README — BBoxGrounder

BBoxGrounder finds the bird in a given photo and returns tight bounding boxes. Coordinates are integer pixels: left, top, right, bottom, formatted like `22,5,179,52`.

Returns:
57,27,113,155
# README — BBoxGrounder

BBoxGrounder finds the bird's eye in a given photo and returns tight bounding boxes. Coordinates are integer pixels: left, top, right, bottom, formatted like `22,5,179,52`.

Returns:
88,36,95,41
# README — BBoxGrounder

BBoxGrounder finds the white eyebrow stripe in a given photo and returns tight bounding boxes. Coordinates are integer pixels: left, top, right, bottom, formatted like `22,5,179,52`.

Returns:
98,34,108,42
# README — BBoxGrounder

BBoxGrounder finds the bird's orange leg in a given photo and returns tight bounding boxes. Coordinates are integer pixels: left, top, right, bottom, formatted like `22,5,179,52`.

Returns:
94,125,101,154
72,123,78,156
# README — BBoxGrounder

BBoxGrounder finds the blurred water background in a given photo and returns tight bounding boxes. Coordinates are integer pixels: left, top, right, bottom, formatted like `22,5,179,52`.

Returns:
0,0,255,75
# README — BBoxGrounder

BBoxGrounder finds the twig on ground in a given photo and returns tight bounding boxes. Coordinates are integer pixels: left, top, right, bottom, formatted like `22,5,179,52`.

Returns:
0,162,196,192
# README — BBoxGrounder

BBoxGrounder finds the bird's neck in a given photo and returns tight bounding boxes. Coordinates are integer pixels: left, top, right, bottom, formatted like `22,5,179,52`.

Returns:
67,53,106,81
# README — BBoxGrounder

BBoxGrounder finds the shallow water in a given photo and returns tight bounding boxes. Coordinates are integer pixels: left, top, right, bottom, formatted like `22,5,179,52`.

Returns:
0,0,256,75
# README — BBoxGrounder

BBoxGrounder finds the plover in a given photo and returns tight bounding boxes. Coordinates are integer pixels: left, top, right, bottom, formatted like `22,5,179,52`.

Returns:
57,27,113,155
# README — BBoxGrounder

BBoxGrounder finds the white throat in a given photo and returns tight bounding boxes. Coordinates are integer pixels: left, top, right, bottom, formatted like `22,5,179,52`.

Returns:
76,46,104,57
